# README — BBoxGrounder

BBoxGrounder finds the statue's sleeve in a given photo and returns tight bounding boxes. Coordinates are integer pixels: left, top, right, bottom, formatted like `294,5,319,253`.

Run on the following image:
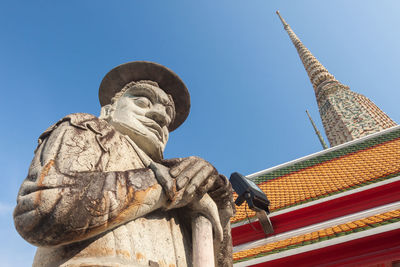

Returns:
13,120,166,247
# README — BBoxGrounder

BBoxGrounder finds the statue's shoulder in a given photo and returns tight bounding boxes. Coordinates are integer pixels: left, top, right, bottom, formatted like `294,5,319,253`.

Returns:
37,113,115,147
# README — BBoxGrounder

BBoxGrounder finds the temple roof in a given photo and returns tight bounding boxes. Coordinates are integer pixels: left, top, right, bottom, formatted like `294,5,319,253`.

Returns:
231,125,400,225
233,209,400,265
230,12,400,266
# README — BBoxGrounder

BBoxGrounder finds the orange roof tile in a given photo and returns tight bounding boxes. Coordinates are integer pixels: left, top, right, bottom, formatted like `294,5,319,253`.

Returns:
232,131,400,224
233,209,400,263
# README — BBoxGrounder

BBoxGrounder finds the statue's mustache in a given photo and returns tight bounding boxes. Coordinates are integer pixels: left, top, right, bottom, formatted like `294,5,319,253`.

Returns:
112,118,164,142
137,118,163,140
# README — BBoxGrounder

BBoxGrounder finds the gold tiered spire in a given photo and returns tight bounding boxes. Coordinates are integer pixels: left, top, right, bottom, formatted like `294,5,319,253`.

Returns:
276,11,338,91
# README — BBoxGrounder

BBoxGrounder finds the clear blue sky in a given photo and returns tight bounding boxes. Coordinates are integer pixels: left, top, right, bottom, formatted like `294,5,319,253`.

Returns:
1,1,399,265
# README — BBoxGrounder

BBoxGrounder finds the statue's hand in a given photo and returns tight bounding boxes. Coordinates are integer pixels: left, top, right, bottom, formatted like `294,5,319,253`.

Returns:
149,161,177,201
208,174,236,224
164,158,235,218
169,156,218,206
151,156,218,209
151,158,231,247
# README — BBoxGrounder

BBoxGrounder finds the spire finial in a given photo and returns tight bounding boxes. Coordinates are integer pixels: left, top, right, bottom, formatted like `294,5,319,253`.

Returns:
276,11,288,27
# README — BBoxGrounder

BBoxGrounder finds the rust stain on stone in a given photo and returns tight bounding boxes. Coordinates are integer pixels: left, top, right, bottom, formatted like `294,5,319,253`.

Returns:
74,184,160,242
136,252,145,260
79,246,115,257
131,188,151,205
169,264,176,267
113,184,159,225
126,186,136,206
116,249,131,259
38,160,55,186
35,159,55,204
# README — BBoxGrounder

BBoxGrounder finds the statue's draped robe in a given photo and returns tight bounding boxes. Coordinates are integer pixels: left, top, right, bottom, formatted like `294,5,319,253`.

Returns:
14,113,229,267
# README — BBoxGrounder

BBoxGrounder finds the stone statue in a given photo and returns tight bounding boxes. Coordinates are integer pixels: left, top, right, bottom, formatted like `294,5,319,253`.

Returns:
13,61,235,267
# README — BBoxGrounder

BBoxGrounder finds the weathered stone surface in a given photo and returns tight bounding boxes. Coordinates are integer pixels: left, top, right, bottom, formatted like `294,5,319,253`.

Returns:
14,62,235,266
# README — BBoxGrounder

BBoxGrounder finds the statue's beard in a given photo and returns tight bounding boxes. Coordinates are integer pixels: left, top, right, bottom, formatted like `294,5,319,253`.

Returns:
110,119,165,162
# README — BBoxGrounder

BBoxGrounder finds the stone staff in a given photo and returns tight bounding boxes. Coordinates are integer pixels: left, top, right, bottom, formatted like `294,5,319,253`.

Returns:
148,158,219,267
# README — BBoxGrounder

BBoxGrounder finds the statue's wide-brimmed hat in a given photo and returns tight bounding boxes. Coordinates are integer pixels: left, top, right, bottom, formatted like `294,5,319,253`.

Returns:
99,61,190,131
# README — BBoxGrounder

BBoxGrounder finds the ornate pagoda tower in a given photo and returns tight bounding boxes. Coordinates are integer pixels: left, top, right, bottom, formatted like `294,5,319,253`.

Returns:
276,11,396,147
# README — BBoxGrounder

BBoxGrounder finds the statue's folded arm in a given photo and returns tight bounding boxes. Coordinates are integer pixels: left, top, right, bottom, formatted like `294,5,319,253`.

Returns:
13,120,167,247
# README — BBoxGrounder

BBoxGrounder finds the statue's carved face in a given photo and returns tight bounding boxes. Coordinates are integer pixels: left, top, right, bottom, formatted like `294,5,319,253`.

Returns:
107,82,175,160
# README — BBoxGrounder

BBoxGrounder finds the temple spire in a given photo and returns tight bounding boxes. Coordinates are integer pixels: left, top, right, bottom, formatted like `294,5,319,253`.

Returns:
276,11,396,147
276,11,338,91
